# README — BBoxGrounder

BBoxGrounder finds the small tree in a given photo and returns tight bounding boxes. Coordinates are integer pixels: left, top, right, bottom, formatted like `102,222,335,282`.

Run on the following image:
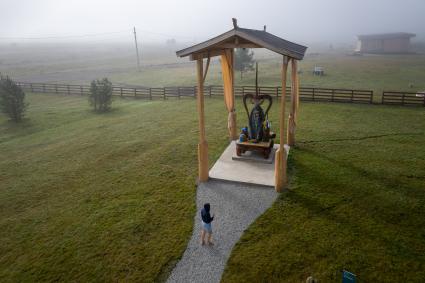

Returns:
89,78,113,112
0,76,28,122
234,48,255,79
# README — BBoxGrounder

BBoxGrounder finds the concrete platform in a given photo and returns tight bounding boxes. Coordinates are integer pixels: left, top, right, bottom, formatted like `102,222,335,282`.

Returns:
209,141,289,187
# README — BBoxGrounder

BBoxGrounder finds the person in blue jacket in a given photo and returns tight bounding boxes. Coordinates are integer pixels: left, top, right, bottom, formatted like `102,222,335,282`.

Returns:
200,203,214,245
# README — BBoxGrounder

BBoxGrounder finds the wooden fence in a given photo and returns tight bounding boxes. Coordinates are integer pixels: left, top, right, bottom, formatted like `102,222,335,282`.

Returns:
382,91,425,107
16,82,378,104
14,81,425,107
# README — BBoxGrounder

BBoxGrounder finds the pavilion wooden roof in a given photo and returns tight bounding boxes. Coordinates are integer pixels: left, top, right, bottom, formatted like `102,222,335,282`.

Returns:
176,20,307,60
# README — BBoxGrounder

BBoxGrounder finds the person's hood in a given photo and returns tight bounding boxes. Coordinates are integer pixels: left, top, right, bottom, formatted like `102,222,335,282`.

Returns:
204,203,210,212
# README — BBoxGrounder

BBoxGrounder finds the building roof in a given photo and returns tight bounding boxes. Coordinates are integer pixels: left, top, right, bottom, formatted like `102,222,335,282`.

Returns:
357,32,416,40
176,22,307,60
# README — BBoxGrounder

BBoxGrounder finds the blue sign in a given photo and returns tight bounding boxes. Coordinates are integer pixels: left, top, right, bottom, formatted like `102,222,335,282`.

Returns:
342,270,356,283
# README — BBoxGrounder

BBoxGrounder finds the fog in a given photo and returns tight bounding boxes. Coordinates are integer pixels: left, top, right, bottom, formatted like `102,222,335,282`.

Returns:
1,0,425,45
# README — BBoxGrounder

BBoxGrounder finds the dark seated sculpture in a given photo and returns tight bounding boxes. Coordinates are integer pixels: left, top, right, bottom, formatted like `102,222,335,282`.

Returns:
236,65,276,159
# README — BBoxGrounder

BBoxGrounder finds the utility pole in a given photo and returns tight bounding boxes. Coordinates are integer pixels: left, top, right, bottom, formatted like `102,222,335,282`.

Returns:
133,26,141,71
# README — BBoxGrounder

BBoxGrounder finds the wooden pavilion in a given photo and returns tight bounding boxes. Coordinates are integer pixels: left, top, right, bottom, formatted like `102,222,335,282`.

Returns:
176,19,307,192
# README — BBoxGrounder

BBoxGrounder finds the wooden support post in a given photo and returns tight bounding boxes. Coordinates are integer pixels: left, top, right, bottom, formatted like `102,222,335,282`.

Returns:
295,68,300,122
196,57,209,182
221,49,237,140
275,56,289,192
287,59,297,146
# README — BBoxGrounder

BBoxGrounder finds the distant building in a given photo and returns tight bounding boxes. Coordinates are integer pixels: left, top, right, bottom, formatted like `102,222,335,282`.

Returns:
355,32,415,54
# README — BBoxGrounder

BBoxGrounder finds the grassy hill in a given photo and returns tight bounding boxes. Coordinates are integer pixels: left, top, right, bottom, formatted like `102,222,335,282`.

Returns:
222,102,425,282
2,43,425,99
1,93,424,282
0,94,228,281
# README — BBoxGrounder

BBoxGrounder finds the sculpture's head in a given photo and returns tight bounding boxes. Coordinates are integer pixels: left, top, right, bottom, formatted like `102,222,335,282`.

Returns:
203,203,210,212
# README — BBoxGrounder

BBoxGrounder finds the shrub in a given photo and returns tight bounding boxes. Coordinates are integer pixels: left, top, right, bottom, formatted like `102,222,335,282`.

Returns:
0,76,28,122
235,48,255,79
89,78,113,112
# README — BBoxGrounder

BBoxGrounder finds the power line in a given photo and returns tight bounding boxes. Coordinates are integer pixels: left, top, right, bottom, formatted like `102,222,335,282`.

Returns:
0,30,132,40
0,28,194,41
136,29,194,40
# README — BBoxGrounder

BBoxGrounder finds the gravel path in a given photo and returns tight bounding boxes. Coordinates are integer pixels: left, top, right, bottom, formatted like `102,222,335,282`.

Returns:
167,180,278,283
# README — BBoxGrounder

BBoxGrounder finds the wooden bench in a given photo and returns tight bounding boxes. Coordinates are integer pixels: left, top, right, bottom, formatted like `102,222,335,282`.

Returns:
236,140,274,159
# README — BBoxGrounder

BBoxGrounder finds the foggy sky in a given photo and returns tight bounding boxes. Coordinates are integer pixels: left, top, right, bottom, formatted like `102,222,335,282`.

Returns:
1,0,425,44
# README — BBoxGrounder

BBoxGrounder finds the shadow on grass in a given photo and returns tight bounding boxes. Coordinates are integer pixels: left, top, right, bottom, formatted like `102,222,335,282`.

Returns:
288,151,424,261
299,144,424,197
298,131,424,144
86,106,124,116
0,118,38,142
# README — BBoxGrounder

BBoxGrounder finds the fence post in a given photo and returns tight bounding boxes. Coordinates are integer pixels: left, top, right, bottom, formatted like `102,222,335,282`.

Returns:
134,88,137,98
30,83,33,92
67,85,70,95
402,93,405,105
120,87,123,97
55,84,58,94
351,90,354,103
331,89,335,102
312,88,315,101
275,86,279,98
80,85,83,95
209,86,212,98
370,91,373,104
193,86,196,98
381,92,385,104
178,87,181,99
43,83,46,93
149,88,152,100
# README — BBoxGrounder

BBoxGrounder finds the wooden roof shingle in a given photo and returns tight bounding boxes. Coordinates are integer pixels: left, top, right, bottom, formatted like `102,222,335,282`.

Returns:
176,22,307,60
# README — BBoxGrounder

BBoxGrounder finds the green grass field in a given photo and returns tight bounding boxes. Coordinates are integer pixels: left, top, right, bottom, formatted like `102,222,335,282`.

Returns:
1,93,424,282
111,53,425,98
222,103,425,282
0,94,229,282
2,43,425,99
